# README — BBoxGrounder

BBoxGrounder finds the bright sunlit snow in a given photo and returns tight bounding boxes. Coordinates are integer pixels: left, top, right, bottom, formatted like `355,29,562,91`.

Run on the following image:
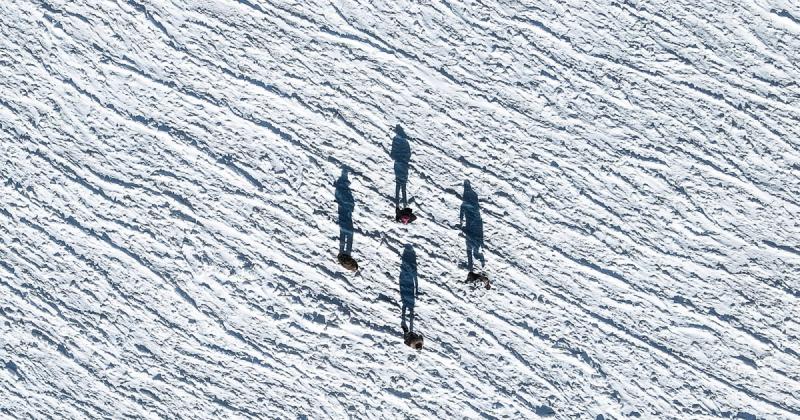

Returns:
1,0,799,418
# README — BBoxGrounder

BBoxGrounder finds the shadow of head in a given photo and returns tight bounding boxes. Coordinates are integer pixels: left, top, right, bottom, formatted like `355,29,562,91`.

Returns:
463,179,481,204
402,244,416,262
336,167,350,185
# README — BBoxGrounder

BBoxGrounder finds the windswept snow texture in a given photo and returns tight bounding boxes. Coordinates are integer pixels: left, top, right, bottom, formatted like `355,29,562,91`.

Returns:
1,0,800,418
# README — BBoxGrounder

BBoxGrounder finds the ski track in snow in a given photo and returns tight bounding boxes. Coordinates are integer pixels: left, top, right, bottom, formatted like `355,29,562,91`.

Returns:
1,0,799,418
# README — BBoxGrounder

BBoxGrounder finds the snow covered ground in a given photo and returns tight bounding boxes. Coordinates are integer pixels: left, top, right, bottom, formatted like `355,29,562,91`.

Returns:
1,0,799,418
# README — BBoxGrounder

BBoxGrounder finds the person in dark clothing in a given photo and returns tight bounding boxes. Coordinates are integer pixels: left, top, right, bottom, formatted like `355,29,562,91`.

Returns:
460,180,485,271
335,168,356,270
399,244,420,347
395,207,417,224
465,271,491,289
337,253,358,271
402,323,423,350
390,125,411,209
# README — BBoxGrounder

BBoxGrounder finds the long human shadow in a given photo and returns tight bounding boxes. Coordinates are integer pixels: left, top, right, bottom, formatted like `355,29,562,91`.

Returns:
390,125,411,209
399,244,419,334
335,168,354,256
460,180,485,271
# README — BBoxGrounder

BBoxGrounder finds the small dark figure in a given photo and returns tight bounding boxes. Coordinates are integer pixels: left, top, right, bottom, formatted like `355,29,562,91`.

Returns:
402,323,424,350
460,180,485,271
395,207,417,224
465,271,491,290
390,125,411,209
337,253,358,271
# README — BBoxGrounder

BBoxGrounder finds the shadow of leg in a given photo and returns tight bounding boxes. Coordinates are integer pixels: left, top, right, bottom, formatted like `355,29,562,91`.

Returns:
409,308,415,332
345,230,353,255
466,238,474,271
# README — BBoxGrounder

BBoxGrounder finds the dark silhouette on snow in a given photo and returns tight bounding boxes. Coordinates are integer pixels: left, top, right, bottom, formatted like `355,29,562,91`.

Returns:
465,271,491,290
399,244,418,334
402,323,423,350
395,207,417,224
335,168,354,256
390,125,411,209
460,180,485,271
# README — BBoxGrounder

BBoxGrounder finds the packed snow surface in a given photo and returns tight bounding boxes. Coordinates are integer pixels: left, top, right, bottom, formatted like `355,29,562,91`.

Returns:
1,0,800,418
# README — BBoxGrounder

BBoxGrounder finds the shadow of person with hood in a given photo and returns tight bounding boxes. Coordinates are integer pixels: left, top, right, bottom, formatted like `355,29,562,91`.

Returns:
335,168,357,270
460,180,485,271
399,244,423,349
390,125,411,209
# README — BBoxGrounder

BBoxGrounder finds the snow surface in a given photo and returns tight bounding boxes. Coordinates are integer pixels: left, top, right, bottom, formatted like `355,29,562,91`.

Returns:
1,0,800,418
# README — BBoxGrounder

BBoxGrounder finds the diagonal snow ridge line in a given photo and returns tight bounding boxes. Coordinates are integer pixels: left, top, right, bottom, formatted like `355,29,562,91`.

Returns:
1,70,412,396
337,0,791,168
468,190,800,402
9,129,376,364
7,48,354,292
763,240,800,258
491,222,800,400
343,220,589,406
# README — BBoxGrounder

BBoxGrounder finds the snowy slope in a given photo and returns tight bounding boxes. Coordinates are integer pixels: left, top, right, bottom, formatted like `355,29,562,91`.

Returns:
1,0,799,418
